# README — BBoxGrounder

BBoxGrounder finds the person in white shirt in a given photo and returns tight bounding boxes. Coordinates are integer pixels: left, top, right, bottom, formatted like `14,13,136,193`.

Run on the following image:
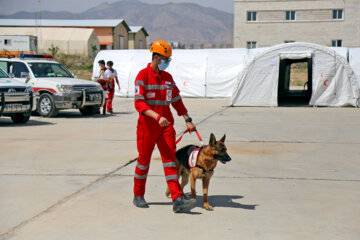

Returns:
96,60,108,115
104,61,120,114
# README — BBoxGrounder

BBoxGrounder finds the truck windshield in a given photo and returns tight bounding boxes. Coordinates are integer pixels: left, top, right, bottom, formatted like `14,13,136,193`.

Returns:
0,67,9,78
28,62,73,78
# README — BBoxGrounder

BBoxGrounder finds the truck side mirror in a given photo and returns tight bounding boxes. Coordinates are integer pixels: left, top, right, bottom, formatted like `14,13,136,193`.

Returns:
21,72,30,78
21,72,31,83
72,73,77,78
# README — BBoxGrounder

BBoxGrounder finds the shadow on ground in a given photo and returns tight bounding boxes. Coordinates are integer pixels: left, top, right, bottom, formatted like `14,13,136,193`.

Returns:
0,119,54,127
196,195,258,210
50,111,134,119
147,200,202,215
148,194,258,213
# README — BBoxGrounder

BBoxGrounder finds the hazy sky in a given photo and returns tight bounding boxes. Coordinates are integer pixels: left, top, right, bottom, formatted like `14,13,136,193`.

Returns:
0,0,234,15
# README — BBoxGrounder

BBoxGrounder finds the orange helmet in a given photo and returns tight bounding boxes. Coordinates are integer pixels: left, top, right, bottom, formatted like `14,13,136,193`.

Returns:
150,40,172,58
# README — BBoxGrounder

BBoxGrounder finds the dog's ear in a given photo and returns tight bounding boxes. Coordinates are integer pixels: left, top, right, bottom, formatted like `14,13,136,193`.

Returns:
220,134,226,143
209,133,216,146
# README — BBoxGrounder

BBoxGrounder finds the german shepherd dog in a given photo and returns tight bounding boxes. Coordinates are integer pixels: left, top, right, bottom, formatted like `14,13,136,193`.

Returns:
166,133,231,210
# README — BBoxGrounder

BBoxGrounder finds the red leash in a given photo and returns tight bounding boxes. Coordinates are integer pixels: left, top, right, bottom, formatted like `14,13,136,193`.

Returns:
176,129,204,146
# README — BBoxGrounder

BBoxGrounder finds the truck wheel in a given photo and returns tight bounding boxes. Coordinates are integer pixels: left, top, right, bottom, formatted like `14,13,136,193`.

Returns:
79,106,99,116
38,93,58,117
11,113,30,124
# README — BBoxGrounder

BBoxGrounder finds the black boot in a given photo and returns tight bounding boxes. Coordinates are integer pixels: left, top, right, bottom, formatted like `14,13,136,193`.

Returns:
173,197,196,213
133,196,149,208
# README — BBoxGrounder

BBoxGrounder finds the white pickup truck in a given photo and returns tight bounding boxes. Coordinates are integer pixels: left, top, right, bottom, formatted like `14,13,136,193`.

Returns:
0,55,104,117
0,67,35,123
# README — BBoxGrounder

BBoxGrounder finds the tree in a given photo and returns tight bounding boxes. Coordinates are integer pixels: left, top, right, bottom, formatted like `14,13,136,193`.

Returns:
48,44,59,58
91,45,98,57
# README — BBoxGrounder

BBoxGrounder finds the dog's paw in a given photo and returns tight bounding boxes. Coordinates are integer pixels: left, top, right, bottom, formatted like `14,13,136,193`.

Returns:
204,203,213,211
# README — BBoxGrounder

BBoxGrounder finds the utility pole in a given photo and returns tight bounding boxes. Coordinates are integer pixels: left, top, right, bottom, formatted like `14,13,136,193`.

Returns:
35,0,42,54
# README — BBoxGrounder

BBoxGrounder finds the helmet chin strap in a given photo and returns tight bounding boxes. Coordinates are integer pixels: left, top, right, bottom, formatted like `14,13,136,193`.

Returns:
156,58,162,66
151,58,161,73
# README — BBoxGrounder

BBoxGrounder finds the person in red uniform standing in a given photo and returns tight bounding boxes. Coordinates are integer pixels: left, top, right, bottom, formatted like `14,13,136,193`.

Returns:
133,40,197,213
104,61,120,114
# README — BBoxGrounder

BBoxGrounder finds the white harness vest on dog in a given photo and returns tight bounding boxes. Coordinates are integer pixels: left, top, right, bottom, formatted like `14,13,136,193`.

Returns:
188,148,200,168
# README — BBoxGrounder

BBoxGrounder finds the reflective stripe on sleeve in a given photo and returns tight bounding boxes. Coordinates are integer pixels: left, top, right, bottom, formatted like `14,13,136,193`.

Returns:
135,80,144,86
145,85,173,90
135,95,145,100
171,95,181,103
137,162,150,170
165,175,178,181
135,173,148,179
163,162,176,168
145,100,171,106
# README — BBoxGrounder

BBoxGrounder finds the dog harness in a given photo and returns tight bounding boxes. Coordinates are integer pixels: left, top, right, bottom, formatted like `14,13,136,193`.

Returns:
188,146,215,173
188,147,200,168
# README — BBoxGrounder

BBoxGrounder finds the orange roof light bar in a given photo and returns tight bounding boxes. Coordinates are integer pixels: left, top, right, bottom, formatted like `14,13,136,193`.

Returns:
0,50,35,58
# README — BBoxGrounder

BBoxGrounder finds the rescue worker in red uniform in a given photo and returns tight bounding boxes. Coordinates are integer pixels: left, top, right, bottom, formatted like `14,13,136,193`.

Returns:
96,60,109,115
105,61,120,114
133,40,197,213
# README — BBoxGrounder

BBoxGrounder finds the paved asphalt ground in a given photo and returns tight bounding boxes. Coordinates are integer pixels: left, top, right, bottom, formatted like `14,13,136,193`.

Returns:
0,98,359,240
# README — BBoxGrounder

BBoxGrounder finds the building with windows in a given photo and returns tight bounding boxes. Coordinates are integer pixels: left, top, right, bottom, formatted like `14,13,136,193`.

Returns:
234,0,360,48
0,19,149,52
0,27,99,57
128,26,149,49
0,19,130,51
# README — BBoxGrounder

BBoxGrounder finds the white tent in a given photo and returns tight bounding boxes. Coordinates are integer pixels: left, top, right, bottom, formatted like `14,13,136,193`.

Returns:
93,42,360,107
93,48,249,98
231,42,360,107
349,48,360,87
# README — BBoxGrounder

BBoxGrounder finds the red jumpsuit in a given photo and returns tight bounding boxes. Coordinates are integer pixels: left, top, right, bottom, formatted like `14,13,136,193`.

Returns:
98,68,107,90
106,70,115,111
134,64,187,201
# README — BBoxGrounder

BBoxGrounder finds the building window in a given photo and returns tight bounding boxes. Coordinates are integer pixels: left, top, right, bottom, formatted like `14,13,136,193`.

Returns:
4,39,11,45
247,41,257,49
333,9,343,19
286,11,296,21
285,41,295,43
332,40,342,47
247,12,257,21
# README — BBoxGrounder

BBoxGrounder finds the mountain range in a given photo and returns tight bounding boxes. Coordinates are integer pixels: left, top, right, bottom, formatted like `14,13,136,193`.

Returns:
0,0,234,47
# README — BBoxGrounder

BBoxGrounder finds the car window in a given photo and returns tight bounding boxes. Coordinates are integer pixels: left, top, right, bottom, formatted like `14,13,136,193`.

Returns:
12,62,29,78
28,62,73,78
0,61,9,74
0,67,9,78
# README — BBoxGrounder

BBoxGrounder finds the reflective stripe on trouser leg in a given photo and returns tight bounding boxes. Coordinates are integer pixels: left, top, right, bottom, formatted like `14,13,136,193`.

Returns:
157,126,183,201
134,128,158,197
107,88,115,111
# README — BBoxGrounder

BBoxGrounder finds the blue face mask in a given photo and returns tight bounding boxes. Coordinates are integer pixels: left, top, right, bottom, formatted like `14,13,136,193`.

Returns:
158,59,170,71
